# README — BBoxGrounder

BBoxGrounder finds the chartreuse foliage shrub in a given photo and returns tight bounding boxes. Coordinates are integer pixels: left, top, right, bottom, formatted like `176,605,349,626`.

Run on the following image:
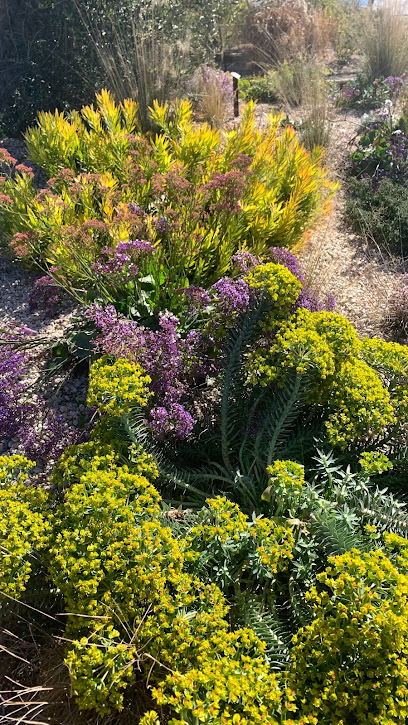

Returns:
87,355,153,416
246,305,408,451
181,496,294,605
151,630,285,725
52,474,288,718
287,535,408,724
0,91,334,312
3,422,408,722
0,455,50,597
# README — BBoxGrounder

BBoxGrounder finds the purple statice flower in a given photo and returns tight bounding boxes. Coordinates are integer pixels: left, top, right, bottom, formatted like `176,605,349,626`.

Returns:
116,239,155,256
268,247,305,283
182,286,211,308
211,278,250,319
342,86,360,99
92,239,155,282
92,248,139,280
146,403,194,439
0,340,33,440
181,329,216,378
154,215,168,235
128,202,147,217
20,409,78,462
29,275,64,315
384,76,404,92
325,293,336,311
232,251,262,273
298,288,336,312
187,66,233,104
86,304,216,438
0,334,78,464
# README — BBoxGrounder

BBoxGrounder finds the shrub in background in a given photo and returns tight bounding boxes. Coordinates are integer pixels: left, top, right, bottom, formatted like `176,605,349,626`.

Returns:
242,0,334,69
336,73,406,110
186,66,233,127
0,0,246,137
239,73,278,103
0,0,101,137
346,176,408,256
313,0,363,65
269,59,332,151
346,97,408,255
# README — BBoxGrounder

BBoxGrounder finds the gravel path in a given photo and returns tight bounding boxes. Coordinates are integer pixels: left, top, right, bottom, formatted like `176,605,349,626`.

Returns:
298,107,407,338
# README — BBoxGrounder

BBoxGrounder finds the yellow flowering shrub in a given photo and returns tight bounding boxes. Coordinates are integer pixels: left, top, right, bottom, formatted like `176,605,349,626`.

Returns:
264,460,305,509
360,337,408,420
184,497,294,596
359,451,393,476
140,713,160,725
246,263,302,324
51,420,158,488
152,630,283,725
65,634,137,714
0,455,50,597
87,356,152,417
247,309,399,449
287,546,408,723
0,453,35,485
49,457,232,713
49,468,164,620
325,358,395,448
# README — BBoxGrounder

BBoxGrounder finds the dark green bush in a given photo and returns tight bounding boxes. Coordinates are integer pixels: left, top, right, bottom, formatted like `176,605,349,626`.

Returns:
239,75,278,103
346,176,408,255
0,0,101,137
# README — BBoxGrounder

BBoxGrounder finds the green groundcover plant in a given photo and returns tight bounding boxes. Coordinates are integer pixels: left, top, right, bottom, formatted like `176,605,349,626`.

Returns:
346,92,408,255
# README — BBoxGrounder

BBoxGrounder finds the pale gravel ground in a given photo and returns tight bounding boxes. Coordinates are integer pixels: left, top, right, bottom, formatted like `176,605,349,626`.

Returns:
298,107,408,338
0,257,88,456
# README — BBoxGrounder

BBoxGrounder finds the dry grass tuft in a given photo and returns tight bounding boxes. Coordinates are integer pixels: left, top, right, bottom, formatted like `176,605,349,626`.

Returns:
364,0,408,80
72,0,190,131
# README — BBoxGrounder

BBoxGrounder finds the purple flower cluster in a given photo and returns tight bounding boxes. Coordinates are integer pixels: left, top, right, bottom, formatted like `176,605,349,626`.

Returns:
343,86,360,99
20,409,79,462
298,289,336,312
0,340,33,440
182,286,211,308
232,251,262,273
86,304,212,439
0,334,78,461
389,131,407,159
128,203,147,217
29,275,64,315
148,404,195,439
268,247,305,282
154,216,168,235
187,66,234,104
211,278,250,319
384,76,404,93
91,240,155,282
